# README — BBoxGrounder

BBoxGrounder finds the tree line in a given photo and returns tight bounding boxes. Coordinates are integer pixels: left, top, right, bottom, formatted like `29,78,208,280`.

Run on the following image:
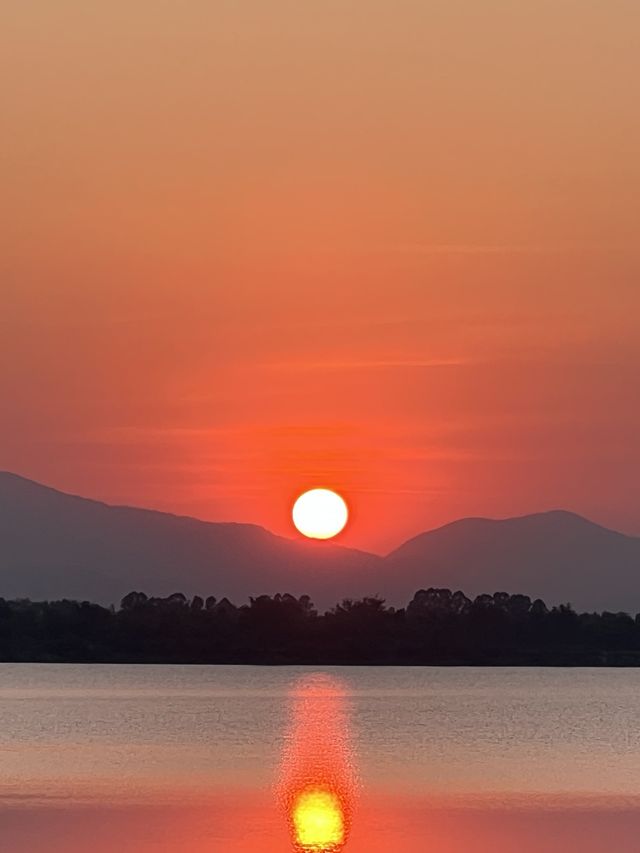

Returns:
1,588,640,665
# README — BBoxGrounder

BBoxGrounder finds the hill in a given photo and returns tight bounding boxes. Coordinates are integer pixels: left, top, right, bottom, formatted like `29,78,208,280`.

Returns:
0,472,378,606
382,511,640,612
1,472,638,612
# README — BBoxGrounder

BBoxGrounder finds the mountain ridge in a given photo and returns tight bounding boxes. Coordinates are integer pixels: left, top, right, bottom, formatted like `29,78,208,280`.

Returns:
0,471,379,607
0,471,638,611
3,470,634,553
387,508,636,558
0,470,375,557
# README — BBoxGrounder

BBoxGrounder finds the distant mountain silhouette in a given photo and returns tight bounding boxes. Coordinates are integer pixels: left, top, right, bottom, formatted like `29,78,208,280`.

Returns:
383,511,640,612
0,472,378,607
1,472,638,611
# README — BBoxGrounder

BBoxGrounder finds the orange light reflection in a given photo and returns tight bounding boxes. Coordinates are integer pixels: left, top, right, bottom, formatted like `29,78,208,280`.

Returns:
279,674,356,852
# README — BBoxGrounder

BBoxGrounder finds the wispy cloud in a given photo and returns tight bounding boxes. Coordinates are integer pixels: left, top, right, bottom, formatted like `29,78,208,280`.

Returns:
385,244,550,256
262,358,468,372
375,242,630,256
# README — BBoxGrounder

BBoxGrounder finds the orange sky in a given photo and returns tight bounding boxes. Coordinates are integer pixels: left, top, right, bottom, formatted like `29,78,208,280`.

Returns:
2,1,639,552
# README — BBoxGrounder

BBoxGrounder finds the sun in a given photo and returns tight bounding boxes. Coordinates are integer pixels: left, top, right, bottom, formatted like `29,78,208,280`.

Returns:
292,489,349,540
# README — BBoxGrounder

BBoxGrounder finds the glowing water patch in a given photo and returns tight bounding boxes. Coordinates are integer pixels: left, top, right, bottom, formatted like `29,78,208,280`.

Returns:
292,786,345,850
278,674,356,852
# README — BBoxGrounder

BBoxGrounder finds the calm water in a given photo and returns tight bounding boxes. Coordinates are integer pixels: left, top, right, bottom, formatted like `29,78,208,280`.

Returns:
2,665,640,851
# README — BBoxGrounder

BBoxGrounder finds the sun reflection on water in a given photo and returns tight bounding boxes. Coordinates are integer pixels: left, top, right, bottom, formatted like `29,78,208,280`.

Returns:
278,674,356,852
292,786,345,850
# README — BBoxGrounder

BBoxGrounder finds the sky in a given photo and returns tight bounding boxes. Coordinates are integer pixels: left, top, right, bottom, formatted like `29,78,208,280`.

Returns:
2,0,639,552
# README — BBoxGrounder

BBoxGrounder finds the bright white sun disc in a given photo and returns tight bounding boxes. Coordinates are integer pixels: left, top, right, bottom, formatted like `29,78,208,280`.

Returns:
292,489,349,540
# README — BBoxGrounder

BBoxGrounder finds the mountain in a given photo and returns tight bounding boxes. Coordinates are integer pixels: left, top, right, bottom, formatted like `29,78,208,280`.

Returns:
0,472,379,607
1,472,639,612
382,511,640,612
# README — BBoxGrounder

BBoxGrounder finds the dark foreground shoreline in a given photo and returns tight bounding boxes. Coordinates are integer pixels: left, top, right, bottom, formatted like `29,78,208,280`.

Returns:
3,587,640,666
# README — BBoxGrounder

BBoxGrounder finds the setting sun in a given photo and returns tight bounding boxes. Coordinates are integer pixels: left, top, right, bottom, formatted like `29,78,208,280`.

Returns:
292,786,345,851
292,489,349,540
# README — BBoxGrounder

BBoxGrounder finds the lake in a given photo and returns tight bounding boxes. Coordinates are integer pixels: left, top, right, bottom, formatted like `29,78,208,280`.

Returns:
1,665,640,851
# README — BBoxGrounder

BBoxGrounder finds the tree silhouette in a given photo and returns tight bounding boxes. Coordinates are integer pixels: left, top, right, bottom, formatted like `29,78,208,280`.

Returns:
0,585,640,665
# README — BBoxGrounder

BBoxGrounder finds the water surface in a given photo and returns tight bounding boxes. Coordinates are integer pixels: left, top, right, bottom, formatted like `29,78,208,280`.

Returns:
1,665,639,851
